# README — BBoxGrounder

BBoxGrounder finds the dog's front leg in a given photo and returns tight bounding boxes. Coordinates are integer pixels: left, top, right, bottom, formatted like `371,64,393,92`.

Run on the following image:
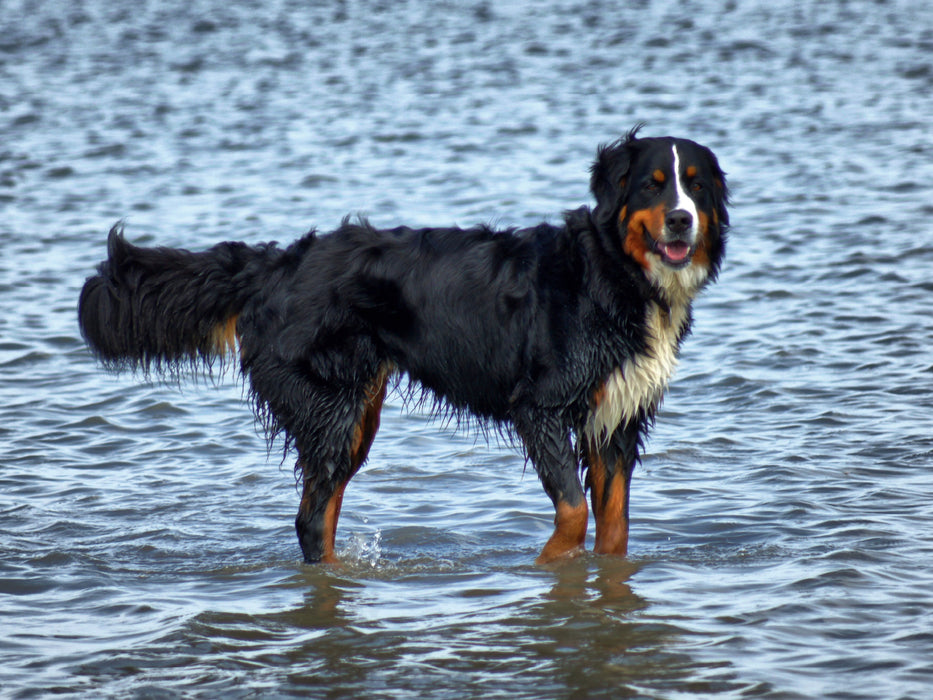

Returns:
516,411,588,564
584,422,640,557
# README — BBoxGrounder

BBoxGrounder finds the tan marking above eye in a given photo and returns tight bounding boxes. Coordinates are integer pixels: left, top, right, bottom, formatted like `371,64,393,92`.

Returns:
686,165,698,178
652,169,666,183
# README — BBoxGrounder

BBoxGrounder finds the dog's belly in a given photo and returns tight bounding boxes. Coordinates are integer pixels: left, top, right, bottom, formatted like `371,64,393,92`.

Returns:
394,342,522,421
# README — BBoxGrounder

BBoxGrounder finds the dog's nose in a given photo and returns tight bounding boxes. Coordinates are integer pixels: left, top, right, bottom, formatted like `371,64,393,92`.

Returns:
665,209,693,234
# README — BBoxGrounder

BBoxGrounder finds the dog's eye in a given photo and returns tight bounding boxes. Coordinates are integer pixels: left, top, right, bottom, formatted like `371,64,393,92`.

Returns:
643,181,661,193
690,181,704,192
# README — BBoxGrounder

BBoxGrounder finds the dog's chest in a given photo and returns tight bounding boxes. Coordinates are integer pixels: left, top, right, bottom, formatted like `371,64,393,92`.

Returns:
584,303,687,442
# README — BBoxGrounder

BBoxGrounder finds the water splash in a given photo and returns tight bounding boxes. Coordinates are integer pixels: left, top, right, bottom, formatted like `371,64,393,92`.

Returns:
341,529,384,569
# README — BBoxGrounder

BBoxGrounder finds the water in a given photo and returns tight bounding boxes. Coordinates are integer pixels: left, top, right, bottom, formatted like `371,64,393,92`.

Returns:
2,0,932,697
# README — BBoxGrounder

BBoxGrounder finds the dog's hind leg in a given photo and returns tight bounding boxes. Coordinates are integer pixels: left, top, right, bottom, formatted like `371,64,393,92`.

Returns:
515,411,588,564
584,423,639,557
295,469,343,564
294,367,390,564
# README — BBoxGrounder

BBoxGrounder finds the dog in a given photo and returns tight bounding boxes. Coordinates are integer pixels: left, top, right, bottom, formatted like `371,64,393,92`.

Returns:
78,127,728,564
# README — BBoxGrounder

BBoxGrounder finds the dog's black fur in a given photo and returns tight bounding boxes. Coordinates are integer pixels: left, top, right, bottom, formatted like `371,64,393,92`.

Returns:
78,127,728,564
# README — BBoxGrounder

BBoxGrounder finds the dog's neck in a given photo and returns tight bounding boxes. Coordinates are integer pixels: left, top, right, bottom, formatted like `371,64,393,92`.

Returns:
646,257,710,311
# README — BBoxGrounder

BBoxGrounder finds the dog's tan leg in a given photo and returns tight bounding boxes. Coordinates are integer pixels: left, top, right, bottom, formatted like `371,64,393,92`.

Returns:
296,476,346,564
592,471,630,556
584,432,635,557
295,368,389,564
515,410,588,564
536,498,588,564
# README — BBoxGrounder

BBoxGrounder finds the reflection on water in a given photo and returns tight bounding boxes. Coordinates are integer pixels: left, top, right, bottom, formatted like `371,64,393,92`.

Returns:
173,560,688,699
2,0,933,697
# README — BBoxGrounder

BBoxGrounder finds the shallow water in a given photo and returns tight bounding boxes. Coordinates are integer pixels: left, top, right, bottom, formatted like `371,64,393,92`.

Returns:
2,0,933,697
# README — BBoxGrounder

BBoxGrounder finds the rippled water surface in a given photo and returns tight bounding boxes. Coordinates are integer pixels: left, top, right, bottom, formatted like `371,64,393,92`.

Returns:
3,0,933,697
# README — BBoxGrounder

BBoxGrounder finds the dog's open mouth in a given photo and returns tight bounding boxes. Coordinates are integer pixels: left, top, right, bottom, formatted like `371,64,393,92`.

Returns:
640,225,694,268
657,240,693,266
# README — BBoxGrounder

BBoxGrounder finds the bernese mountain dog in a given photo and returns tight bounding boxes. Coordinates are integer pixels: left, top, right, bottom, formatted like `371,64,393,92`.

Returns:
78,126,729,564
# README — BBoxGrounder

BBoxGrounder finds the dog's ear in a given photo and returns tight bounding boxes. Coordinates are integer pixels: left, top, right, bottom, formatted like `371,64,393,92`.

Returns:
712,157,730,229
700,144,729,230
590,127,640,230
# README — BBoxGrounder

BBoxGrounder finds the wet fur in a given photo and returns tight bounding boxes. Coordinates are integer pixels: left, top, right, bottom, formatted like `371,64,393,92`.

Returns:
78,127,729,563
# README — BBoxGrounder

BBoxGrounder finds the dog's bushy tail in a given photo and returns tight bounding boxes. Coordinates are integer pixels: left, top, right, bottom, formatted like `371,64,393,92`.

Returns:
78,224,311,373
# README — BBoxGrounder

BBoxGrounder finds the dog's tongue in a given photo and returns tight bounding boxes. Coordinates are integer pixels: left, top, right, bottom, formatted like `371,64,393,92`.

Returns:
662,241,690,262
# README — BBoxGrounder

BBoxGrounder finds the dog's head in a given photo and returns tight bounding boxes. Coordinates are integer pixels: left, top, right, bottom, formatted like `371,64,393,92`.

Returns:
591,127,729,297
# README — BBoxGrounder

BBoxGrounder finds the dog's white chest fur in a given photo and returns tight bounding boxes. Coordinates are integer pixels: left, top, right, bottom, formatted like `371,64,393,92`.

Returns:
584,302,687,442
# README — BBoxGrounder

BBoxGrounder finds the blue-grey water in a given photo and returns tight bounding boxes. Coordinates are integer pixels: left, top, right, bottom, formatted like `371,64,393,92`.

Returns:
2,1,932,697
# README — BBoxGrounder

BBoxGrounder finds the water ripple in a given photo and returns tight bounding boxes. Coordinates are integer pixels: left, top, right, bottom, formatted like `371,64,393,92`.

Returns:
2,0,933,697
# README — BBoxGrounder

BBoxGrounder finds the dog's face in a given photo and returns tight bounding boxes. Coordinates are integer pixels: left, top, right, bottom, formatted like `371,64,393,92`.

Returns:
591,131,729,296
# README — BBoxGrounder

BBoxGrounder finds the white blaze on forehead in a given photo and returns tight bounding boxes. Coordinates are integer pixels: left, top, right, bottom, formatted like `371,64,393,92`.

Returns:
672,144,699,237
